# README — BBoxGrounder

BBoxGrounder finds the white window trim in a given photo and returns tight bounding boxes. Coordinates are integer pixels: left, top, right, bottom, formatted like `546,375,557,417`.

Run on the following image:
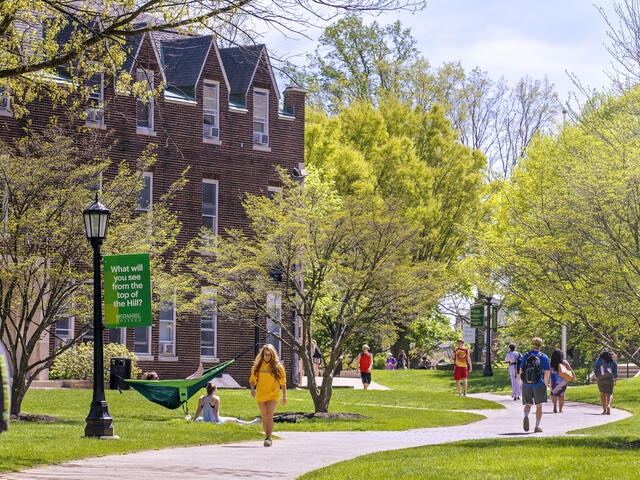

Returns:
267,186,282,199
203,80,220,143
86,72,105,128
202,179,219,236
136,68,155,133
266,292,282,357
158,300,177,357
200,288,217,360
253,88,269,149
136,172,153,212
133,326,153,356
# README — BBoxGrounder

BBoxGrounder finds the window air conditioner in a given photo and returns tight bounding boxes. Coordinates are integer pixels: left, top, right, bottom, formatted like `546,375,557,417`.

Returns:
86,108,103,123
0,97,8,111
204,124,219,139
253,132,269,145
160,343,174,355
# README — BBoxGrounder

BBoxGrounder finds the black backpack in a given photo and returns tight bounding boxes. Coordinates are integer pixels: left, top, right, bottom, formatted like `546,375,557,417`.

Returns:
522,352,542,385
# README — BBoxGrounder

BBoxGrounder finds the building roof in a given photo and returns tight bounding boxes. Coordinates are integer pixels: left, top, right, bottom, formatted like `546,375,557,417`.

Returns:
160,35,212,101
218,45,265,97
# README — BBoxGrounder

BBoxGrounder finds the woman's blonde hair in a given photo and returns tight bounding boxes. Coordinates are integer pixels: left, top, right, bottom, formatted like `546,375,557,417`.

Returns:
251,344,283,382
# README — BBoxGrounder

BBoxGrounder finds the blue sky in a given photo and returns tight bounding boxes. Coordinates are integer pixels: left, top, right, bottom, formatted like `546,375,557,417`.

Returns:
264,1,616,100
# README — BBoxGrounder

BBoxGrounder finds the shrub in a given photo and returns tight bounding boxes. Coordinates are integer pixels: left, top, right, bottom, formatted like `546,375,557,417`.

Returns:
49,342,141,381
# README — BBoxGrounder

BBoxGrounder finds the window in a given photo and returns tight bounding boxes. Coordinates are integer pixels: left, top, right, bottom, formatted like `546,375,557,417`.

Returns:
266,292,281,356
136,173,152,212
253,89,269,146
136,69,154,131
158,301,176,357
202,180,218,236
108,327,126,345
55,314,74,349
200,289,217,359
267,186,282,200
0,86,10,115
133,326,151,355
203,81,219,141
86,72,104,126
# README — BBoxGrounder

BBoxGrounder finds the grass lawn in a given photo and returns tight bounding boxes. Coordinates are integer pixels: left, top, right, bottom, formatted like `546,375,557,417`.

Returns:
1,371,494,472
301,377,640,480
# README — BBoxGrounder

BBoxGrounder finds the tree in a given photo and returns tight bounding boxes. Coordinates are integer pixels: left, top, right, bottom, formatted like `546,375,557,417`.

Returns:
0,0,423,116
476,86,640,366
290,15,559,178
407,311,459,360
190,171,441,412
0,125,191,415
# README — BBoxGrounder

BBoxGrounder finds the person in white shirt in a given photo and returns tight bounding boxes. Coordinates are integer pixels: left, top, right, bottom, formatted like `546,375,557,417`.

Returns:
505,343,521,400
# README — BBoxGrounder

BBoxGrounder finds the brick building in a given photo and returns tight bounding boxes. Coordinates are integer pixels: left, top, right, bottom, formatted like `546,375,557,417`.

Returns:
0,30,306,387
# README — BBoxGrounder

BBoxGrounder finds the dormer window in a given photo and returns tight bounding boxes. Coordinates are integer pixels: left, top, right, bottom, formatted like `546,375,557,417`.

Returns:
86,72,104,127
136,69,154,132
253,89,269,147
203,81,219,142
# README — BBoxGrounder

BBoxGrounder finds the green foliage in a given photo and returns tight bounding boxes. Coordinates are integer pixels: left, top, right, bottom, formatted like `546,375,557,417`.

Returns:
49,342,141,381
407,312,459,358
476,86,640,364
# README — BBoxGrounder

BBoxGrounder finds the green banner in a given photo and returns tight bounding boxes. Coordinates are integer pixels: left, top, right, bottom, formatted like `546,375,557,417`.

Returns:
103,253,152,328
469,304,484,328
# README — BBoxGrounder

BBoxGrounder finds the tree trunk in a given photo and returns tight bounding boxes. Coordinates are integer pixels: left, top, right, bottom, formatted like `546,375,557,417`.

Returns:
10,372,26,416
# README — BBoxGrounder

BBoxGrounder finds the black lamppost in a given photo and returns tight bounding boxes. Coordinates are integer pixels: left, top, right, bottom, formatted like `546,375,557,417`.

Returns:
483,296,494,377
83,195,115,438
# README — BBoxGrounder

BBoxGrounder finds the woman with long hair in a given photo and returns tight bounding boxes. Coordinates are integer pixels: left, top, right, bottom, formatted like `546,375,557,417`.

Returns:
549,349,576,413
594,350,618,414
250,344,287,447
191,382,260,425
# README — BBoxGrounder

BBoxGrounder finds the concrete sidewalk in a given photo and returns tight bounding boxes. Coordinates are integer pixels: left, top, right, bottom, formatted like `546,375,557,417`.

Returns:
2,393,630,480
300,376,391,390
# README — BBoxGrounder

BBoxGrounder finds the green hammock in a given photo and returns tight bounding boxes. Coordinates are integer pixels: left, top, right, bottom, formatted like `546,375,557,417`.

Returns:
124,359,234,410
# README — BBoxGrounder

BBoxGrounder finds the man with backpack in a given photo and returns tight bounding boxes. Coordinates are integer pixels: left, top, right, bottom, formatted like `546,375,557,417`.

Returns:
519,337,550,433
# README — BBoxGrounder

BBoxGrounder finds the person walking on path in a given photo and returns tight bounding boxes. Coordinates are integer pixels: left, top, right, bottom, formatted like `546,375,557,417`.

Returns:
594,350,618,415
549,349,576,413
397,350,408,369
357,345,373,390
192,382,260,425
385,352,397,370
249,344,287,447
453,339,472,396
520,337,550,433
505,343,522,401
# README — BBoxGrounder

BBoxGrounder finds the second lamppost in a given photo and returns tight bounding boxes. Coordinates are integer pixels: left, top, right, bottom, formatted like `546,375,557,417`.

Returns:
83,195,115,438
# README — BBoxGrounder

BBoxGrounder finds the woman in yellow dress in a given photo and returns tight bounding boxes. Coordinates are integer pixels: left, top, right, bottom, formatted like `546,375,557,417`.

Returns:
250,344,287,447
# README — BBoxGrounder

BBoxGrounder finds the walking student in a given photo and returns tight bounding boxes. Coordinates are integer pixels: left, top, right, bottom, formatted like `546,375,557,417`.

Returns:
385,352,397,370
505,343,522,400
249,344,287,447
357,344,373,390
549,348,576,413
453,339,472,396
520,337,550,433
594,350,618,415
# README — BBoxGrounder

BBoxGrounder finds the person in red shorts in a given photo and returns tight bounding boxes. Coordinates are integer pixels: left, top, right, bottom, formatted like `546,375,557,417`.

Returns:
453,339,472,396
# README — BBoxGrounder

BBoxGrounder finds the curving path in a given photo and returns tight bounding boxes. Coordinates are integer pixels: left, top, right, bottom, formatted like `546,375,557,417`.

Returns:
2,393,630,480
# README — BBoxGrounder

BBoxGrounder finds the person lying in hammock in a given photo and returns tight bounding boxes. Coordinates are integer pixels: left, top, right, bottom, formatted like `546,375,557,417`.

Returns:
189,381,260,425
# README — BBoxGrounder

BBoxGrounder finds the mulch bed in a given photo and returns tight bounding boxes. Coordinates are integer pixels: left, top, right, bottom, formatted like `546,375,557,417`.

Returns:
612,440,640,449
274,412,369,423
10,413,70,423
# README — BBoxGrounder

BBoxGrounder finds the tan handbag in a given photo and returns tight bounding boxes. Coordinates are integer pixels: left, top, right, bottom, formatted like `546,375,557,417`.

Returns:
559,362,573,382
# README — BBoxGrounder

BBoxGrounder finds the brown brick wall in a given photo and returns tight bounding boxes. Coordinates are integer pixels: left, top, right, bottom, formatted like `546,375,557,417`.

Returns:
0,35,305,387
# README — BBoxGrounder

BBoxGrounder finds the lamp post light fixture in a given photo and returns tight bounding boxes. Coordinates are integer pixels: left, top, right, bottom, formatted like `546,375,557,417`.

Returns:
82,194,116,438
